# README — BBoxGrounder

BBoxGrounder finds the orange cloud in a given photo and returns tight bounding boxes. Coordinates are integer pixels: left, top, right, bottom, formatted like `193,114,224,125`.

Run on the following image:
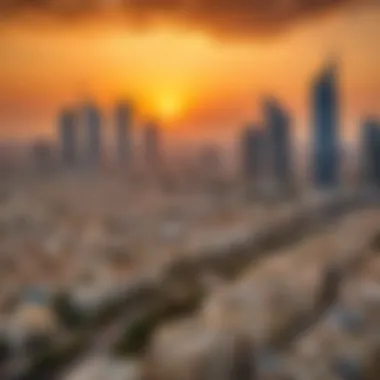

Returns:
0,0,377,37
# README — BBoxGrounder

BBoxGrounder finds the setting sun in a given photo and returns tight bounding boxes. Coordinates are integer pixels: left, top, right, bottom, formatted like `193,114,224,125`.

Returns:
154,93,184,122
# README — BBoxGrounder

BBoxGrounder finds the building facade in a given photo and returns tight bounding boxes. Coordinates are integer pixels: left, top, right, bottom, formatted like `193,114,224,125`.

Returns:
144,122,161,173
241,125,265,184
311,64,340,189
83,102,102,169
115,103,133,169
32,140,55,175
263,98,292,189
59,109,78,169
362,119,380,187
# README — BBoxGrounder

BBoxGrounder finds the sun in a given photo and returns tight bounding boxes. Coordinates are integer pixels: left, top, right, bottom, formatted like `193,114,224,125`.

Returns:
155,94,184,121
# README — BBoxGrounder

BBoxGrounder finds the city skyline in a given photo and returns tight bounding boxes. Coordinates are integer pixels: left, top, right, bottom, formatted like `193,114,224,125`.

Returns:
52,61,372,154
0,3,380,377
42,62,380,196
0,1,379,142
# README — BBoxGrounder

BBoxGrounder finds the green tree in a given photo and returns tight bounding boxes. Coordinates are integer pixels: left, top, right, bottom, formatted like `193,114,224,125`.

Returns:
51,292,85,330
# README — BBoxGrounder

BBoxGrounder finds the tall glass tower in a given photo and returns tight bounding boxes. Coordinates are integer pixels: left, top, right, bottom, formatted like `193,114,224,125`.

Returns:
311,64,340,189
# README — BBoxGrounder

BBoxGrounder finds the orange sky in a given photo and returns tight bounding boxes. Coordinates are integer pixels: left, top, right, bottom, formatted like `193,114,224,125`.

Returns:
0,3,379,145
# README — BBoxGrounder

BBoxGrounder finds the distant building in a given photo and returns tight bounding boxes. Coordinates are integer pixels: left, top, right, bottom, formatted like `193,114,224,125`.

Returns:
115,102,133,169
144,122,161,173
83,102,102,169
31,140,55,175
241,125,265,183
58,108,78,169
311,63,340,189
263,98,293,189
361,118,380,188
198,144,224,185
0,144,22,179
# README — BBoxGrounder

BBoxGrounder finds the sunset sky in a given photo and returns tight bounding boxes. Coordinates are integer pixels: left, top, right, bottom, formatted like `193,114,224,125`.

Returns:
0,0,379,145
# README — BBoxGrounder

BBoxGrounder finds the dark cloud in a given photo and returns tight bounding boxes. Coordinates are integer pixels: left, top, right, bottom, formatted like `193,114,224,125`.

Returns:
0,0,376,36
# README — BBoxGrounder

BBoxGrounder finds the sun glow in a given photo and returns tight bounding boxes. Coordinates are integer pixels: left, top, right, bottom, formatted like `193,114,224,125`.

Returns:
154,93,184,122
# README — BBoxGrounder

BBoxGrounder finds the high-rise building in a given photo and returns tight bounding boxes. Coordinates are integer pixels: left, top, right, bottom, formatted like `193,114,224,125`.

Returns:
59,109,78,169
144,122,161,172
241,125,265,183
83,102,102,169
263,98,292,188
115,102,133,169
362,119,380,187
311,64,340,189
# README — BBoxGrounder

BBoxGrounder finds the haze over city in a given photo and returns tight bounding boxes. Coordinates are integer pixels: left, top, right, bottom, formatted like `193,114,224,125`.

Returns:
0,1,380,380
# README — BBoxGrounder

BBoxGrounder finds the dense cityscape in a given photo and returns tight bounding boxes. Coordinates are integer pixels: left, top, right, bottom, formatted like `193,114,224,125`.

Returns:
0,55,377,380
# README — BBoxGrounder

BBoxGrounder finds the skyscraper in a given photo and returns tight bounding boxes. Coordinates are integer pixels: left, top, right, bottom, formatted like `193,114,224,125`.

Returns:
59,108,78,169
241,125,265,183
263,98,292,189
362,118,380,188
311,63,340,189
144,122,161,172
83,102,102,169
115,102,133,169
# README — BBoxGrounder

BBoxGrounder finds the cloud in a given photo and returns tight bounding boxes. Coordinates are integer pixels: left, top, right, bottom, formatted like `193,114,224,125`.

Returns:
0,0,376,37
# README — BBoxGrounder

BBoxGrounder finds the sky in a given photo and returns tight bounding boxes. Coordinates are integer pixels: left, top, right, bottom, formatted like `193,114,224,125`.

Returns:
0,0,379,145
